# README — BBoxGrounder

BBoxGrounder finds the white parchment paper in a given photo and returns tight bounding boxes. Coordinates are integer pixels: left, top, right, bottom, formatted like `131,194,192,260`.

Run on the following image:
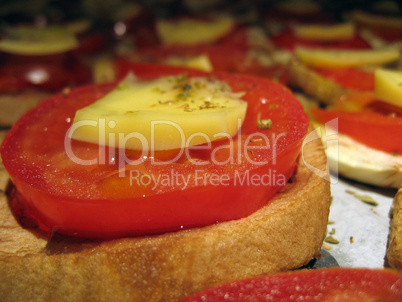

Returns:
325,174,397,268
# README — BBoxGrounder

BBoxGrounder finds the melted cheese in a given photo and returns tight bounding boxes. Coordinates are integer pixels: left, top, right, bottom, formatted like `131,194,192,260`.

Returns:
375,69,402,108
0,26,78,55
70,74,247,151
156,15,234,45
294,23,355,41
295,47,400,68
165,54,213,72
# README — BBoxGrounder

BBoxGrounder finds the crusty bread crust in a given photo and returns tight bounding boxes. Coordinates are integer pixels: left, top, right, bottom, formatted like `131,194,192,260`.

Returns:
0,129,330,302
387,188,402,270
288,59,346,105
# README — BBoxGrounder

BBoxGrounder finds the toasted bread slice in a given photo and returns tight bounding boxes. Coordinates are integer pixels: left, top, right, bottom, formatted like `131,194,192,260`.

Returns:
288,59,347,105
0,129,331,302
387,188,402,270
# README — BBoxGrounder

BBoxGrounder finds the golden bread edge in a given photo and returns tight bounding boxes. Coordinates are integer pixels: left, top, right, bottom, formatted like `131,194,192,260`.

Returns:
288,59,346,105
0,129,331,302
387,188,402,270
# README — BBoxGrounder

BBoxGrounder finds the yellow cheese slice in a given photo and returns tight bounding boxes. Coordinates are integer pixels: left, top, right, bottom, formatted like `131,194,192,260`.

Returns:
92,57,116,84
295,47,400,68
65,19,92,35
375,69,402,108
70,74,247,151
293,23,355,41
165,54,213,72
0,26,78,55
156,15,234,45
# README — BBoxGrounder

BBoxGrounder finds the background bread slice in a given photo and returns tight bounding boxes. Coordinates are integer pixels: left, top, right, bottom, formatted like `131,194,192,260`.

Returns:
0,129,331,302
0,91,50,126
387,188,402,270
288,59,347,105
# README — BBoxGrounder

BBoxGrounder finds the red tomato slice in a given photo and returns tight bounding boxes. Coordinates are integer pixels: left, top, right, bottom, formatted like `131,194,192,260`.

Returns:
73,32,107,56
1,64,308,238
125,24,288,83
120,44,289,84
0,53,90,92
113,6,160,48
271,28,371,51
115,60,201,80
176,268,402,302
368,28,402,43
215,26,249,49
312,107,402,154
132,45,249,73
0,74,26,93
314,67,374,91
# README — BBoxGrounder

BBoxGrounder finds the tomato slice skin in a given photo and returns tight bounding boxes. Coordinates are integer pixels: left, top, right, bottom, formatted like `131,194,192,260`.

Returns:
369,28,402,43
176,268,402,302
121,24,289,84
0,53,90,92
118,47,289,84
73,32,107,56
314,67,374,91
1,65,308,238
312,107,402,154
119,45,245,73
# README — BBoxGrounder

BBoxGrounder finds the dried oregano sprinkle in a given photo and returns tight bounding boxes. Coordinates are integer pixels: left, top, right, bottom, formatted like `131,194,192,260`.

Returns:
325,236,340,244
256,112,272,130
345,190,378,206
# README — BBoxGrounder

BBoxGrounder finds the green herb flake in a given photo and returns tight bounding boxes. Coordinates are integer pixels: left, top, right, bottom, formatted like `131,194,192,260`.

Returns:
178,84,192,99
175,74,188,83
183,83,192,91
199,101,218,110
346,189,378,206
256,112,272,130
324,236,339,244
354,194,379,206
